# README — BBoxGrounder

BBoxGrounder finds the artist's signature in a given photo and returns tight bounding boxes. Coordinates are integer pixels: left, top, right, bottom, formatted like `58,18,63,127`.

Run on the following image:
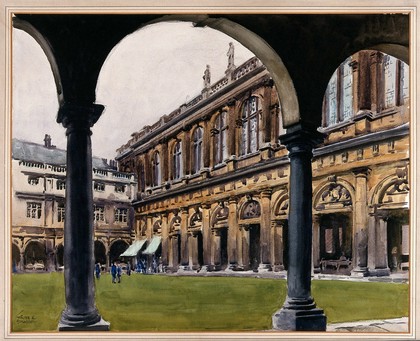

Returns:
16,311,36,324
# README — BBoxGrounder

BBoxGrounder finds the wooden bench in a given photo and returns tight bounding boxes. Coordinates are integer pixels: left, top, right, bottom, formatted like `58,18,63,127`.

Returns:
320,258,352,271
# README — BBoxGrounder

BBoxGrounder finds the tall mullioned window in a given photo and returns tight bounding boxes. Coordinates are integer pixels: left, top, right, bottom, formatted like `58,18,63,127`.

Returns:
57,202,65,222
94,205,105,222
192,127,203,174
323,51,409,128
213,111,228,165
240,96,259,156
152,151,161,186
115,208,128,223
173,141,183,180
27,202,41,219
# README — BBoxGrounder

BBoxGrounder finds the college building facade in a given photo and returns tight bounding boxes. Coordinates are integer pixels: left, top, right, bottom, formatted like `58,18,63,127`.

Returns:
11,135,137,272
116,47,410,277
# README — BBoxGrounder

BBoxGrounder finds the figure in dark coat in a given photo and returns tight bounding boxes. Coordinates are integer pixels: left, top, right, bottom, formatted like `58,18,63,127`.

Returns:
111,262,117,283
95,262,101,279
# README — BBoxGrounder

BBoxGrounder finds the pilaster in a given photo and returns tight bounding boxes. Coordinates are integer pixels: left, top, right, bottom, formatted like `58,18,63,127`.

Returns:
259,189,272,271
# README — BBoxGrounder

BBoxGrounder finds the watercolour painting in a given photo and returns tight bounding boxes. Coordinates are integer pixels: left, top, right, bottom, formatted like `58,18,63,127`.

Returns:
0,1,418,340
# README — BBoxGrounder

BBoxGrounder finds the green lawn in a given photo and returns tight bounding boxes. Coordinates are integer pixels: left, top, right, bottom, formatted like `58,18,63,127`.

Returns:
11,273,409,332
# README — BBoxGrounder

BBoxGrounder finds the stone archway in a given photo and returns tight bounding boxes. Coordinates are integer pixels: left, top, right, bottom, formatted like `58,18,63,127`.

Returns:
12,243,21,272
24,240,47,271
109,240,129,264
94,240,107,266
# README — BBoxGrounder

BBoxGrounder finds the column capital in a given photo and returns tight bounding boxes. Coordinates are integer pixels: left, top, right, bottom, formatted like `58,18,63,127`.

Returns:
57,102,104,131
202,202,212,210
228,196,239,204
280,124,325,156
226,98,237,107
352,167,371,177
260,189,273,199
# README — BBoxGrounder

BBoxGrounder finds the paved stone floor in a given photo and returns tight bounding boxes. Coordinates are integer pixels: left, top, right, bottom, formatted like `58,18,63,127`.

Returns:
327,317,409,332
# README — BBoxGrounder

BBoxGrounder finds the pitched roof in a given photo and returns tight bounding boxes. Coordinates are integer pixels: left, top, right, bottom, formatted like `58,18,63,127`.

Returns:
12,138,112,170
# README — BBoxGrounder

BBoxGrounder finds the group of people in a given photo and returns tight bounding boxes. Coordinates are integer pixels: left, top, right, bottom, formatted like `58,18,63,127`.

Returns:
94,257,162,283
136,257,162,274
95,262,132,283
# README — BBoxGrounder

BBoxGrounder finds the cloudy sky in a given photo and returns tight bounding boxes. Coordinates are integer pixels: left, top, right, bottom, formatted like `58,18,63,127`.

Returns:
12,21,255,160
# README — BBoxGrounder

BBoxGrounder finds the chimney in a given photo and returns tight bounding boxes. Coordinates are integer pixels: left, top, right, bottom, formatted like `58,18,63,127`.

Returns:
44,134,52,148
43,134,56,149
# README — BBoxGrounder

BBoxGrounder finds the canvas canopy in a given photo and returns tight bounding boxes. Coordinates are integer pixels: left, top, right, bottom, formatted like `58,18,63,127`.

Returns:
120,239,147,257
142,236,162,255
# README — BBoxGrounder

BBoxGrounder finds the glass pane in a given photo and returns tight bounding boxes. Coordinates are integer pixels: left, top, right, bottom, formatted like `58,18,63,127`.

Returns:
241,121,248,155
327,71,338,126
250,116,258,153
341,58,353,121
401,62,409,104
384,54,396,108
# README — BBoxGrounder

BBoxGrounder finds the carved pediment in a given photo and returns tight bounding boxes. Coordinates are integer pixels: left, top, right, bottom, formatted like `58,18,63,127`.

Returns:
315,182,352,211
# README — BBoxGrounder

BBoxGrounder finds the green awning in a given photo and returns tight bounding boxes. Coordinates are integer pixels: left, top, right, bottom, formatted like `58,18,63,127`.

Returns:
142,236,162,255
120,239,147,257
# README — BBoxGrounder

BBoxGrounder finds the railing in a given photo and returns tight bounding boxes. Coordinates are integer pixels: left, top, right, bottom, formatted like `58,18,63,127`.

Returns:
232,57,261,81
116,56,265,156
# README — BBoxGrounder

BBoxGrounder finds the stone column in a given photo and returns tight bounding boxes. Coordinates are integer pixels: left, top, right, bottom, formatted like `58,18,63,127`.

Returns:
161,140,169,183
19,251,25,271
178,208,189,271
350,58,359,114
259,190,272,271
226,197,238,270
182,131,191,177
367,213,376,272
260,80,274,160
312,215,321,273
201,204,211,271
241,225,250,270
369,51,380,113
161,213,169,269
352,168,370,276
211,228,221,270
202,119,211,172
236,224,244,270
106,251,110,270
271,221,285,271
188,231,199,270
272,126,326,331
57,103,109,331
375,214,390,276
226,99,237,171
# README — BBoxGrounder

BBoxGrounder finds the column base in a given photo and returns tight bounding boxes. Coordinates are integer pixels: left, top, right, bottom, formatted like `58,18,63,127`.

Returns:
225,263,239,271
58,309,110,331
312,266,321,274
199,265,210,273
351,267,369,277
177,265,191,273
368,267,391,277
258,263,272,272
272,297,326,331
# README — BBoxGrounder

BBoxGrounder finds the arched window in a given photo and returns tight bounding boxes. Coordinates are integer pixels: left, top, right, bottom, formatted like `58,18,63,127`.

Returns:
240,96,259,155
192,127,203,174
173,141,183,180
151,151,161,186
213,111,228,165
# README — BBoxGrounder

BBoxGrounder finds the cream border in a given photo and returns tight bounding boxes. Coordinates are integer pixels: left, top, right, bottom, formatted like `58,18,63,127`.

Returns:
1,1,418,340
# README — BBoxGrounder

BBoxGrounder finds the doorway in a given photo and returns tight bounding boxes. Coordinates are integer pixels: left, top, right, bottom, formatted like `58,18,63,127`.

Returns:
249,224,261,271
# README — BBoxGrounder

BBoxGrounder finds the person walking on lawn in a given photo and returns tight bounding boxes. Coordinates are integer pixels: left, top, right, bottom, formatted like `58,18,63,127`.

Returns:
111,262,117,283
